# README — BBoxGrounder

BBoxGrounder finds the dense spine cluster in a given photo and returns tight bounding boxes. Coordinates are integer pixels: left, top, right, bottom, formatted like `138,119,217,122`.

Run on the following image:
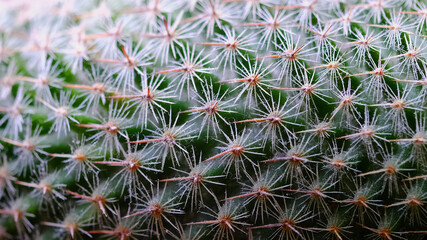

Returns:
1,0,427,239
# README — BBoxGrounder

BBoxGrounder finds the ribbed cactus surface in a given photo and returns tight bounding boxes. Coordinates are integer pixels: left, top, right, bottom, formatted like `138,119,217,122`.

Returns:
1,0,427,239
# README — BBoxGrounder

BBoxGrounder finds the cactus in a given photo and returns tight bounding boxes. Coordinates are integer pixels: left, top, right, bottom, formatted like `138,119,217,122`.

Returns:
1,0,427,239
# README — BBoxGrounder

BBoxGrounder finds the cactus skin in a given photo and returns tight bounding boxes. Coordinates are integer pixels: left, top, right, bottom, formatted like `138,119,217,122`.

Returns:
1,0,427,239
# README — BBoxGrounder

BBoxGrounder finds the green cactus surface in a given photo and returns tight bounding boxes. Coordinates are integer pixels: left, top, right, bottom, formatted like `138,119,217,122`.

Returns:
1,0,427,239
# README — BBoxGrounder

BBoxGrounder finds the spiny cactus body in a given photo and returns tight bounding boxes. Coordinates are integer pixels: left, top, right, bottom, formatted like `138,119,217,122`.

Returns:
1,0,427,239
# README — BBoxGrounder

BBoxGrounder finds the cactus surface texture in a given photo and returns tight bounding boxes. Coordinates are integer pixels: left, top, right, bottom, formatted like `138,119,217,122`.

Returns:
1,0,427,239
